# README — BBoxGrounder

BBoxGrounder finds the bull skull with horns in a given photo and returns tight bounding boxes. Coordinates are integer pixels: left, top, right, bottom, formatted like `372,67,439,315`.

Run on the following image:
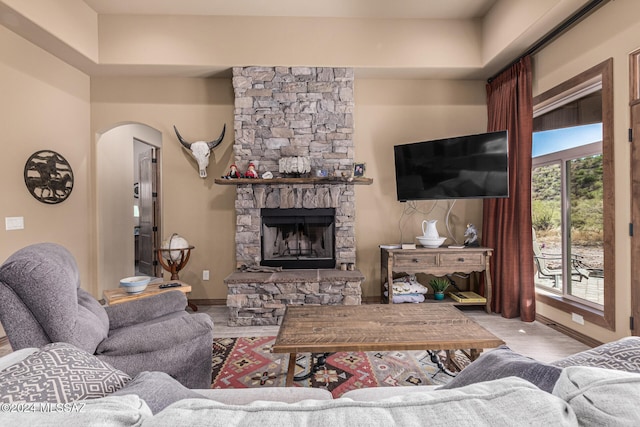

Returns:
173,124,226,178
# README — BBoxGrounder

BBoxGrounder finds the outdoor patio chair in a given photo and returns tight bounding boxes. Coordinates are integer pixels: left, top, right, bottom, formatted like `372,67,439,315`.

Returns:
532,229,590,288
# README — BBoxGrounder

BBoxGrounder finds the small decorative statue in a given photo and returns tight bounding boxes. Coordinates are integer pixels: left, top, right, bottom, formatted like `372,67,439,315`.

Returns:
464,223,479,247
223,164,242,179
244,162,258,178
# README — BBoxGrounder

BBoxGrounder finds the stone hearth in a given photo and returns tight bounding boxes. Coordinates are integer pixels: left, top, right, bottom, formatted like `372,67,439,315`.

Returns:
225,269,363,326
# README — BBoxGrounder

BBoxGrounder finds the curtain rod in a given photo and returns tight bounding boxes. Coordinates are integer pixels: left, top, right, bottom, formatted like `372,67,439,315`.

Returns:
487,0,609,83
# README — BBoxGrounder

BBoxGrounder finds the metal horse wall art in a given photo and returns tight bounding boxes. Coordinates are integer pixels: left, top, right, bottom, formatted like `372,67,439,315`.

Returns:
173,124,226,178
23,150,74,204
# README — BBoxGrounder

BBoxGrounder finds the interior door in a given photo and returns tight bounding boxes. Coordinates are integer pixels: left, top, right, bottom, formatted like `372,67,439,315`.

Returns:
630,102,640,336
630,49,640,336
138,147,158,277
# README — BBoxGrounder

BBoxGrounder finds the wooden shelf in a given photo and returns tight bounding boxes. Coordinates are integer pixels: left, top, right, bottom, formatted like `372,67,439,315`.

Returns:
214,177,373,185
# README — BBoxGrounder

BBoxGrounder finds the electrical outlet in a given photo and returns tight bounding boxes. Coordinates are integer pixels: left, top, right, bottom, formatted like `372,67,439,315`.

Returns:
571,312,584,325
202,270,210,281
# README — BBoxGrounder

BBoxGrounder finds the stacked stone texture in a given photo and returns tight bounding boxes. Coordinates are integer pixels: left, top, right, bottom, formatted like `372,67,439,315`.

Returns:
234,183,355,268
231,66,357,269
228,67,361,323
232,66,355,176
227,280,362,326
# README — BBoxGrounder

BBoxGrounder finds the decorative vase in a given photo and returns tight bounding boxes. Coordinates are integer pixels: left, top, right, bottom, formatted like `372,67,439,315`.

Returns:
422,220,440,239
434,291,445,301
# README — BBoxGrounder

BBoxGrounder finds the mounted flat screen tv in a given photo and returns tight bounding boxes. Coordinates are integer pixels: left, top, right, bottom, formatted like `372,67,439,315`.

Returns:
394,130,509,201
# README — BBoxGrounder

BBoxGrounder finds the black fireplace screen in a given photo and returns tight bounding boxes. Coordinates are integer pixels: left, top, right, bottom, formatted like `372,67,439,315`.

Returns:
261,208,335,269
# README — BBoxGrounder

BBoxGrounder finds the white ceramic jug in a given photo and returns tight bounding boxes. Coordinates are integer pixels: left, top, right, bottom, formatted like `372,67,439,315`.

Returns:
422,220,440,239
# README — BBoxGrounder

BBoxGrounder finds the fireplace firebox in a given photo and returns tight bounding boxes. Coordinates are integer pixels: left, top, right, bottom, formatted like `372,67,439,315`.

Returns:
261,208,335,269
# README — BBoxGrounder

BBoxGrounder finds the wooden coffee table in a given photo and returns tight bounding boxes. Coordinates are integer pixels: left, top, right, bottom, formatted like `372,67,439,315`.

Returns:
272,304,504,386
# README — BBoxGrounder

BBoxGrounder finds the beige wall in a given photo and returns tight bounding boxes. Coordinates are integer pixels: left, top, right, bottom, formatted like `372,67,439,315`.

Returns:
0,25,91,339
2,0,636,344
1,0,99,62
0,20,487,306
96,15,481,76
89,76,487,301
0,25,92,280
532,0,640,342
90,77,237,301
354,79,486,298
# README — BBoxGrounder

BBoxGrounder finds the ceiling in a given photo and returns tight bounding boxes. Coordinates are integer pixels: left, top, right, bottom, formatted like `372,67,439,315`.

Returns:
82,0,499,20
0,0,598,80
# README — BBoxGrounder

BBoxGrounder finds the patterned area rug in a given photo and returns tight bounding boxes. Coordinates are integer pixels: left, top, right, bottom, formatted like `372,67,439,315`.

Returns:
211,336,469,397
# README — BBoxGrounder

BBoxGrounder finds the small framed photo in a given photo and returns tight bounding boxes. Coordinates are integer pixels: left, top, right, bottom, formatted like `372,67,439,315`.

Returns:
353,163,366,177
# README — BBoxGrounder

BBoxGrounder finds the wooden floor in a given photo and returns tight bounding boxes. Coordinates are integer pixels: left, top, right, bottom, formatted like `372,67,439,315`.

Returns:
0,304,591,363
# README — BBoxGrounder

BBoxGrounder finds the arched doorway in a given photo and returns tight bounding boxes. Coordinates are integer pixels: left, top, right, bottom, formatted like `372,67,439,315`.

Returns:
96,123,162,296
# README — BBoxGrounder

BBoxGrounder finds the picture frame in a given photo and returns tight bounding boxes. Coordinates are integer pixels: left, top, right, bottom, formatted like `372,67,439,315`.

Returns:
353,162,366,177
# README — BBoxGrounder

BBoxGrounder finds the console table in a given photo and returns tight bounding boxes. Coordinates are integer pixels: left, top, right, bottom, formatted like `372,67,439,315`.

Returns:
380,247,493,313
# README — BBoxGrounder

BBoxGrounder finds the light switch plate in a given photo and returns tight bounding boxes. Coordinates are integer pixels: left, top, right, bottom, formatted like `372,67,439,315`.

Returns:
5,217,24,230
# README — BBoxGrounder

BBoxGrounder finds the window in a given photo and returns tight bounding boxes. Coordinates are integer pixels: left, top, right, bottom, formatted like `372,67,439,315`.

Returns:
532,130,603,306
532,59,614,330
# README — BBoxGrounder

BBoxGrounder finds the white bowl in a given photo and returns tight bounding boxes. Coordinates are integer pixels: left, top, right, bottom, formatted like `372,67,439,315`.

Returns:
119,276,151,294
416,236,447,248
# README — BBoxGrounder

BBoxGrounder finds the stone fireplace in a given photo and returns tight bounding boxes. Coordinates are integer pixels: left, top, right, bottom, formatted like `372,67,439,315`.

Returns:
231,66,357,269
261,208,336,269
223,66,365,326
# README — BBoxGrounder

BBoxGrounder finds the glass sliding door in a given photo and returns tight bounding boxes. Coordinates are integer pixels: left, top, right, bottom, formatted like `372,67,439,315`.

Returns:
532,162,563,290
567,154,604,305
532,125,603,308
532,59,614,330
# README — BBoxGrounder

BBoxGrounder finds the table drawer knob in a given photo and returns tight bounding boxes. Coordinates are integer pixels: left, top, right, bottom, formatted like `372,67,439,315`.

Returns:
458,258,465,262
412,258,420,263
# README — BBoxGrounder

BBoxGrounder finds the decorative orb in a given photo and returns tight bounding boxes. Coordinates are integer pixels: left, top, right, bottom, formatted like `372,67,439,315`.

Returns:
161,233,190,262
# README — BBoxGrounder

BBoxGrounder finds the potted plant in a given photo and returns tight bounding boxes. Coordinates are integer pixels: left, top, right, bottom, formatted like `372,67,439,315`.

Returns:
429,277,450,300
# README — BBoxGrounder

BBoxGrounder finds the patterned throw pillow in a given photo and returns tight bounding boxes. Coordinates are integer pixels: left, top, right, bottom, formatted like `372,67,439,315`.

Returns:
552,336,640,372
0,342,131,403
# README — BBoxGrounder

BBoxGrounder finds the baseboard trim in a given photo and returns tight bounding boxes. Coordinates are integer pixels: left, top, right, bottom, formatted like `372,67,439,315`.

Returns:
536,313,603,348
362,296,381,304
189,298,227,306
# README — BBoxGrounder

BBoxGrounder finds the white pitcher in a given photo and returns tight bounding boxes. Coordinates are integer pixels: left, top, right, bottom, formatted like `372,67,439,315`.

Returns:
422,220,440,239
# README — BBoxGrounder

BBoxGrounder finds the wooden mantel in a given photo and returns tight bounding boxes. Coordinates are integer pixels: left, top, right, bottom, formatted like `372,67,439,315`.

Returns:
214,177,373,185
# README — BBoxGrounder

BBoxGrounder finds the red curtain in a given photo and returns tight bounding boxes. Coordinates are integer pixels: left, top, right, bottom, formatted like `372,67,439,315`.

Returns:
482,56,535,321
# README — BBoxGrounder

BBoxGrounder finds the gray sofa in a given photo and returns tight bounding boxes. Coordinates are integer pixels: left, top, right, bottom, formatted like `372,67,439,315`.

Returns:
1,337,639,426
0,243,214,388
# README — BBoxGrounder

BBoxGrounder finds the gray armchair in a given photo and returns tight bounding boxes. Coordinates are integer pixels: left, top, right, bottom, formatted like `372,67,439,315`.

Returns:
0,243,214,389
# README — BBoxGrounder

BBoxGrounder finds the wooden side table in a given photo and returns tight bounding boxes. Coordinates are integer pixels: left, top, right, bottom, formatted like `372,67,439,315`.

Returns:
103,280,192,306
380,247,493,313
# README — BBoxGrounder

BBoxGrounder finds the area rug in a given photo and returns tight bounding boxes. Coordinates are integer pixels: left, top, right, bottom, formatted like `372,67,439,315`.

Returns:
211,336,469,398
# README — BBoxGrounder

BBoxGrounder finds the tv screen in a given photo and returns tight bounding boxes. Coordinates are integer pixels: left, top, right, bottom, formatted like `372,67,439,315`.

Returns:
394,130,509,201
